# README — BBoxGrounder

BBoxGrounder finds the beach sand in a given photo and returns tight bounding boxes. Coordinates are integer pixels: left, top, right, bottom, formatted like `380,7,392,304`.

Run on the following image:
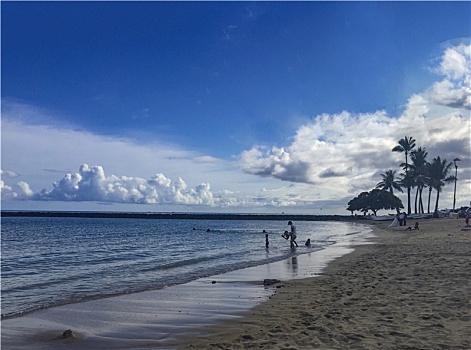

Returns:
173,218,471,350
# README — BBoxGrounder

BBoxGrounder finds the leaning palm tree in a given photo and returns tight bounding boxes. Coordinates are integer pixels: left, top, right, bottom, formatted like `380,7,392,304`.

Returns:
376,170,403,194
392,136,416,214
428,156,454,217
376,169,403,213
411,147,428,214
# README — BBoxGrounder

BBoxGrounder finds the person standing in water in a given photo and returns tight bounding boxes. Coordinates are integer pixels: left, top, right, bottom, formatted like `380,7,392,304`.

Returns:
265,233,269,248
288,221,298,248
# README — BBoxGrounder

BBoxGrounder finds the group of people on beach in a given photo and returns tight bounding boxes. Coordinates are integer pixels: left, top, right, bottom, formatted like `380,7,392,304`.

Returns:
389,212,408,227
265,221,310,249
389,212,420,231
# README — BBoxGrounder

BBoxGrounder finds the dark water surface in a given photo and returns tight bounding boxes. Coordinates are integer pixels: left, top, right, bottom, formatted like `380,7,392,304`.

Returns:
1,217,366,319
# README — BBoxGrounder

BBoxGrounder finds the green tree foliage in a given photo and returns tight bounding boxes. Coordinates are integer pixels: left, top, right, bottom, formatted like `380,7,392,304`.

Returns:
347,189,404,216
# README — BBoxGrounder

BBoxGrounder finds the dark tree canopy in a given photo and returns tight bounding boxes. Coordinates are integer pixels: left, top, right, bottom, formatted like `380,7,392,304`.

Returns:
347,189,404,216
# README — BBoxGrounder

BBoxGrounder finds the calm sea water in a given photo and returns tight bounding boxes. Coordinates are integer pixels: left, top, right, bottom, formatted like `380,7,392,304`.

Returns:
1,217,366,319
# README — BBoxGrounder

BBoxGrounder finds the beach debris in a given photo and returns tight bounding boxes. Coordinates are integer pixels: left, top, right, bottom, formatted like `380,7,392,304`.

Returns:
62,329,74,338
263,279,281,286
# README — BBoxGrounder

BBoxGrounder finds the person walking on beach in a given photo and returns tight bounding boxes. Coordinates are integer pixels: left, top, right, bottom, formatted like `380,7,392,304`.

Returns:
465,210,470,227
288,221,298,248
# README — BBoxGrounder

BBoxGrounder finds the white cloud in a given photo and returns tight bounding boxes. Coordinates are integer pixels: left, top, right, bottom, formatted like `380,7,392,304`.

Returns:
1,162,331,211
30,164,216,206
1,170,20,179
0,178,33,200
430,43,471,109
238,43,471,210
435,43,470,80
239,98,469,193
2,42,470,214
0,180,16,200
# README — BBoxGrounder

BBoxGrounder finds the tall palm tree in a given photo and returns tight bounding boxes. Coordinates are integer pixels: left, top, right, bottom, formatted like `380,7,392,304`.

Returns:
392,136,416,214
410,147,428,214
425,162,434,214
428,157,454,217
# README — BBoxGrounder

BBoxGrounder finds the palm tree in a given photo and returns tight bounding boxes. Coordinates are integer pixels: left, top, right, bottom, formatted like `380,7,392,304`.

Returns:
398,170,415,213
392,136,416,214
376,170,403,194
410,147,428,214
424,162,434,214
376,170,403,213
428,157,454,217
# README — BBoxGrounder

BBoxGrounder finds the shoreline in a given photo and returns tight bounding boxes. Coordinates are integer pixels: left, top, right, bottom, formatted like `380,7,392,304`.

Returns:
0,222,373,349
174,217,471,349
1,210,368,222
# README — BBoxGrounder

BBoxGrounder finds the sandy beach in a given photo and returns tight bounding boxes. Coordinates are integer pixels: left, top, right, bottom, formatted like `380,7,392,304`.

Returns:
173,218,471,350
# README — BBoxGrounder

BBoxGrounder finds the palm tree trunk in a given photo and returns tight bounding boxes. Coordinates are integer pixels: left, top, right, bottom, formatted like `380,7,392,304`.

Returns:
390,187,400,214
434,189,440,217
406,153,411,214
414,187,419,214
419,187,424,213
407,187,412,214
427,187,432,213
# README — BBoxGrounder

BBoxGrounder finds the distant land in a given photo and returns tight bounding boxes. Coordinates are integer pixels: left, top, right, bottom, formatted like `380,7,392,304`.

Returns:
1,211,367,222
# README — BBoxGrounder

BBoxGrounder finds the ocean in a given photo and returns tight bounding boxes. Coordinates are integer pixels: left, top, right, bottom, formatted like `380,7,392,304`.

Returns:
1,216,369,320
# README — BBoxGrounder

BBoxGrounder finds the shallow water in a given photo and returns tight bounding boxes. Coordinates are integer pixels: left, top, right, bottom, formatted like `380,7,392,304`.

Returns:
1,217,366,319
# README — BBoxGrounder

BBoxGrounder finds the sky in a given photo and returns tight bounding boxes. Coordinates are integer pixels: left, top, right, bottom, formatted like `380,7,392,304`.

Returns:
1,1,470,215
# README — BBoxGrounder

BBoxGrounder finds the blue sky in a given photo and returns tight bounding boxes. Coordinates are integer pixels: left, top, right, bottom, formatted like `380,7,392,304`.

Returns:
2,1,470,214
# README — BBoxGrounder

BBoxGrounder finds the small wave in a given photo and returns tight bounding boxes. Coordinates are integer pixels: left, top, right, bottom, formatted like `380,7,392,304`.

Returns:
139,252,233,272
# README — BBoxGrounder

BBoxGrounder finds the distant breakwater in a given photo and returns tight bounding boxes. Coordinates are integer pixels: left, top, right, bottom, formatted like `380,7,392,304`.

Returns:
1,211,368,222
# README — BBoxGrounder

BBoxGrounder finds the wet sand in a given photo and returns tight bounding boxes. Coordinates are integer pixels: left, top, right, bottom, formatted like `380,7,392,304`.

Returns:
174,218,471,350
0,223,372,350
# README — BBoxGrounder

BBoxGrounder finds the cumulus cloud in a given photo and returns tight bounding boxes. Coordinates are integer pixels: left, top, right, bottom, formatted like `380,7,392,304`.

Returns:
239,43,471,201
430,43,471,109
0,180,16,200
1,170,20,179
1,163,322,211
27,164,216,206
239,101,469,191
0,178,33,200
239,110,401,184
2,42,470,214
